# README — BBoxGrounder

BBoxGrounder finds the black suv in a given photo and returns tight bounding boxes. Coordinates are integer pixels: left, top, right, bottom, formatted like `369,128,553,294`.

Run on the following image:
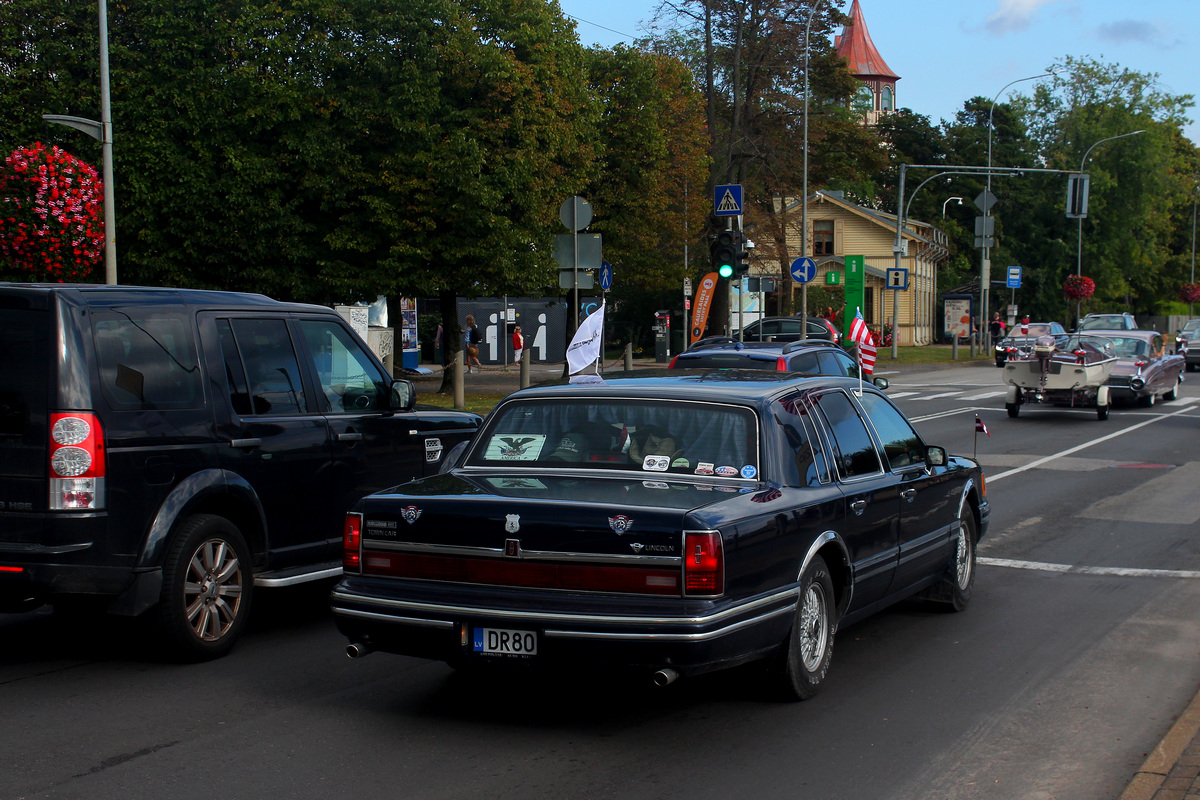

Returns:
732,316,838,343
0,284,480,658
670,338,889,390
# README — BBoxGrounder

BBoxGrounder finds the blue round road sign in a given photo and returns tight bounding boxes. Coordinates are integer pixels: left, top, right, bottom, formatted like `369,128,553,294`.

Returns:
790,257,816,284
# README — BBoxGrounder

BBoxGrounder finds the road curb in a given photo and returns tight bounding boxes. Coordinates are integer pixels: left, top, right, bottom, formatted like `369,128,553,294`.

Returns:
1119,684,1200,800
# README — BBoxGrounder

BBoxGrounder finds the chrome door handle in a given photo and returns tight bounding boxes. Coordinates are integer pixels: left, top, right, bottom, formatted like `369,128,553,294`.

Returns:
230,438,262,449
850,499,866,515
901,488,916,502
337,432,364,442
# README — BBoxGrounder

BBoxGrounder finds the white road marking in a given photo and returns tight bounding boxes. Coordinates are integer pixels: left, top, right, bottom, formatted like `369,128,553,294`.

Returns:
980,557,1200,580
911,390,965,401
987,403,1198,483
887,391,919,399
959,390,1006,400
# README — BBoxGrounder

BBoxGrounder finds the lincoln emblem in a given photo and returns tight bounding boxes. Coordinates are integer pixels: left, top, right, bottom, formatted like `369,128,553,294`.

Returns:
505,514,521,534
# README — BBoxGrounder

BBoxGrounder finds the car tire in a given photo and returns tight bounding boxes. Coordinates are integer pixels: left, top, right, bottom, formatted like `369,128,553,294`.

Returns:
1097,404,1110,420
1164,381,1178,402
1006,402,1019,418
156,514,253,661
1138,392,1156,408
770,555,835,701
942,509,977,612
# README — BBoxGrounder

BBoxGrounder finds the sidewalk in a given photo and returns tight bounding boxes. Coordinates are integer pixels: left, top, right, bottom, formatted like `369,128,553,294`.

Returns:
1120,688,1200,800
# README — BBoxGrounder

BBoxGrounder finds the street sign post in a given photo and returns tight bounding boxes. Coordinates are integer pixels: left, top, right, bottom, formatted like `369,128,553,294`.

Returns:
1007,266,1022,288
886,268,909,290
599,261,613,291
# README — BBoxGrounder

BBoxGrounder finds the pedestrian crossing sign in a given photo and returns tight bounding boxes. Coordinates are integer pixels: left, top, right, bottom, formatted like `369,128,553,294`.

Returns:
714,184,743,216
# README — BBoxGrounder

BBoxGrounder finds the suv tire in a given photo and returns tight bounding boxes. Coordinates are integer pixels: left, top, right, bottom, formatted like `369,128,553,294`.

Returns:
156,514,253,661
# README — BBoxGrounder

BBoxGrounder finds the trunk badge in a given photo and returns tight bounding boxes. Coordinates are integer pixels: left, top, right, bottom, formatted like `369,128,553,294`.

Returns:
608,515,634,534
505,514,521,534
401,506,422,524
505,539,521,557
629,542,644,553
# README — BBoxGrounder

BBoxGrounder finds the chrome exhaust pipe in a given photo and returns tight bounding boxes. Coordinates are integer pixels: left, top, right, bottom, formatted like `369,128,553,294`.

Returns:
653,668,679,687
346,642,373,659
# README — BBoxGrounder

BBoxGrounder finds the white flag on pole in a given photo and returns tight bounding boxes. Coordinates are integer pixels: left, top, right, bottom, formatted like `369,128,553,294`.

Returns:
566,303,605,374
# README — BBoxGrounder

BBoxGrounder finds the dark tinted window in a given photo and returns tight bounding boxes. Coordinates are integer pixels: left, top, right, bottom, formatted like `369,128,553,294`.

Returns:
678,353,777,370
216,319,252,416
229,318,305,416
93,312,202,410
774,392,827,486
298,320,388,412
818,350,858,378
787,353,821,373
858,392,924,470
815,391,881,478
0,308,48,440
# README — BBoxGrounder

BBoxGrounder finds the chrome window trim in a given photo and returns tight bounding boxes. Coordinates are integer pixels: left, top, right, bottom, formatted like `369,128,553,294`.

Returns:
330,586,797,628
362,539,681,568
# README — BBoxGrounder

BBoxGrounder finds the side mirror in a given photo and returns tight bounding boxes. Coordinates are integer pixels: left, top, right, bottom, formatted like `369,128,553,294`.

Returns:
925,445,947,467
390,379,416,411
872,376,889,391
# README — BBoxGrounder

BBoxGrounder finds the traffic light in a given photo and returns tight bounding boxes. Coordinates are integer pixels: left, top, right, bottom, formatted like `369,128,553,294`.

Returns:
712,230,740,278
735,235,751,276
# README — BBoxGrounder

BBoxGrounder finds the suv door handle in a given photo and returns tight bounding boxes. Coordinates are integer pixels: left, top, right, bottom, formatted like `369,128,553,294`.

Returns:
230,438,262,449
901,488,917,502
337,432,364,442
850,499,867,515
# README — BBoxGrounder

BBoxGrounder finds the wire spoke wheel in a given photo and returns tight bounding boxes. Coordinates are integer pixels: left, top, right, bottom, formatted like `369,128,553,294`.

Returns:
798,581,830,672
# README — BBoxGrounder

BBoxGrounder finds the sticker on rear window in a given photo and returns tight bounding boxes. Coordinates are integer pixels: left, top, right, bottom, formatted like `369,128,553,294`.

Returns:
642,454,671,472
482,433,547,461
715,465,738,477
741,465,757,479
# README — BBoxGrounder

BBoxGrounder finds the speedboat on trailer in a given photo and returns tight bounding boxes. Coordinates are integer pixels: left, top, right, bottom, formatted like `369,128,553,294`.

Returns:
1002,334,1119,420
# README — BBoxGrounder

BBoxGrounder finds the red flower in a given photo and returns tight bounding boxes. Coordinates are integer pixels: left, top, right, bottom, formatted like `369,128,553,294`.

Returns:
0,142,103,281
1180,283,1200,304
1064,275,1096,300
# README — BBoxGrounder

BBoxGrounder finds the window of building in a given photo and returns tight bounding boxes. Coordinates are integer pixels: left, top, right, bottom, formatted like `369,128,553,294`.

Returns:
853,85,875,114
814,220,835,255
881,86,894,111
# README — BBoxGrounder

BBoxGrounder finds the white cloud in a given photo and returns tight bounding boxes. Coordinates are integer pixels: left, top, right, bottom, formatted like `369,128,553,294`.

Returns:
1096,19,1177,47
986,0,1064,35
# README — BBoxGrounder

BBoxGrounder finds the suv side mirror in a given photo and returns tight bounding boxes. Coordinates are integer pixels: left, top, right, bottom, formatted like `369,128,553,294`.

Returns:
872,376,889,390
925,445,947,467
390,379,416,411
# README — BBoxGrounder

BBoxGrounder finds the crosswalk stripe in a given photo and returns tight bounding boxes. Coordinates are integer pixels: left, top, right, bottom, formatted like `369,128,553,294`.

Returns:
959,391,1006,400
911,390,964,401
887,391,919,399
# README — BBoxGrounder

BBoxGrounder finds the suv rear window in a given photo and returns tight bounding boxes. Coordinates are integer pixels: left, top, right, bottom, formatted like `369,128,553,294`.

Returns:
0,308,49,440
93,312,202,410
677,353,777,370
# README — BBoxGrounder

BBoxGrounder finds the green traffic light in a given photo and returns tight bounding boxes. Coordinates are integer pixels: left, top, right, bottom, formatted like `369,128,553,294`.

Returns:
718,263,734,278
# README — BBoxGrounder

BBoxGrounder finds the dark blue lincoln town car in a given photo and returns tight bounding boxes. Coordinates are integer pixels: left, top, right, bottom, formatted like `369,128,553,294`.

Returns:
331,371,990,700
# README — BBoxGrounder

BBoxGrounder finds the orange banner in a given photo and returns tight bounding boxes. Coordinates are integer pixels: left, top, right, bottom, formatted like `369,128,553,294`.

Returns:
690,272,719,345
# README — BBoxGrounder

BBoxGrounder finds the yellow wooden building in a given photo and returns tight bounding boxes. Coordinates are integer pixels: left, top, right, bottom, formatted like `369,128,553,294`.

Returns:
759,190,951,346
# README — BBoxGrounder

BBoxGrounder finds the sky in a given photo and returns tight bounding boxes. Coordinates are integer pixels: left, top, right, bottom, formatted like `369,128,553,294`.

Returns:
558,0,1200,143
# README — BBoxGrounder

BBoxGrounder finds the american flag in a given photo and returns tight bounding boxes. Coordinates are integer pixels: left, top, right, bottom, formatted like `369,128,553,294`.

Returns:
975,416,991,436
848,309,877,376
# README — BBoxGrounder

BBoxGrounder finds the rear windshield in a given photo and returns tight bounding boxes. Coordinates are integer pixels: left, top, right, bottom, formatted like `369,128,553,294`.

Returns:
676,353,777,370
467,398,761,479
0,308,49,440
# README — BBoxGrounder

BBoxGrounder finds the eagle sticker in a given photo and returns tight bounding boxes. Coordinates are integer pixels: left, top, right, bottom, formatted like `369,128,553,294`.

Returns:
482,433,547,461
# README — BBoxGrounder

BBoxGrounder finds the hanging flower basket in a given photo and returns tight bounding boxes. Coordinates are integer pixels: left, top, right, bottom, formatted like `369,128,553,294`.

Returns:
0,142,104,282
1180,283,1200,304
1063,275,1095,300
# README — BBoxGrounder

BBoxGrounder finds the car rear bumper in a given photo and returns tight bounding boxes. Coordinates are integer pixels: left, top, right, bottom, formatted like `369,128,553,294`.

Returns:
331,577,797,675
0,513,136,600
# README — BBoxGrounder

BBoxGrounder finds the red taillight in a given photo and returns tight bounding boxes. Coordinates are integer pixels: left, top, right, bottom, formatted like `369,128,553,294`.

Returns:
684,531,724,595
343,513,362,572
0,566,25,573
776,356,788,371
48,412,105,510
668,355,679,368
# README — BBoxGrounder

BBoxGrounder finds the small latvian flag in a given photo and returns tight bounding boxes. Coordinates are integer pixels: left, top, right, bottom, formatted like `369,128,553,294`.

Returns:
975,415,991,436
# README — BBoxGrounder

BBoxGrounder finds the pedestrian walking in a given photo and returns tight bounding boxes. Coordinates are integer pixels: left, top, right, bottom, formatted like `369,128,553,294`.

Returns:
511,325,524,366
988,312,1005,347
463,314,482,372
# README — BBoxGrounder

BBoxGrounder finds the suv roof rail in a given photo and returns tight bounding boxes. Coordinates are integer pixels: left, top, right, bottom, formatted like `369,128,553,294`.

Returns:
782,339,839,354
687,337,739,351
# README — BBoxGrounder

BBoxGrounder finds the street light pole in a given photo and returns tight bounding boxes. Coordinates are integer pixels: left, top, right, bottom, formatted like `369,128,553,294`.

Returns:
1191,186,1197,318
942,196,963,218
799,0,825,339
983,70,1059,350
1074,129,1147,322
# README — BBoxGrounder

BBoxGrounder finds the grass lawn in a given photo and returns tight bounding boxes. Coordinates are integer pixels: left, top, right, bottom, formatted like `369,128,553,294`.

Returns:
416,391,511,416
873,344,994,365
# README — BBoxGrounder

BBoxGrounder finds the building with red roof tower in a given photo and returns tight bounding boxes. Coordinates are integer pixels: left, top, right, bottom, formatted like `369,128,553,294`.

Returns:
834,0,899,125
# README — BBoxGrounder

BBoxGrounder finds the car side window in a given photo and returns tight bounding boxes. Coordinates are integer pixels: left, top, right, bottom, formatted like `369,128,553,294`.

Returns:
814,391,882,478
775,392,828,486
227,318,305,416
298,320,389,413
779,319,803,335
818,350,858,378
857,392,924,470
788,353,821,373
93,311,202,410
758,321,779,336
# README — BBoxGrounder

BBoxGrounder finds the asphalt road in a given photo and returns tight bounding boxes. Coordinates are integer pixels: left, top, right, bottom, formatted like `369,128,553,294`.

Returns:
2,364,1198,800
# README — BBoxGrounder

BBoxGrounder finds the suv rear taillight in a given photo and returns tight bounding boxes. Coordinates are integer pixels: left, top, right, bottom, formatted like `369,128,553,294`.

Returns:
668,354,679,368
343,512,363,572
48,412,105,510
683,531,724,596
776,356,788,371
